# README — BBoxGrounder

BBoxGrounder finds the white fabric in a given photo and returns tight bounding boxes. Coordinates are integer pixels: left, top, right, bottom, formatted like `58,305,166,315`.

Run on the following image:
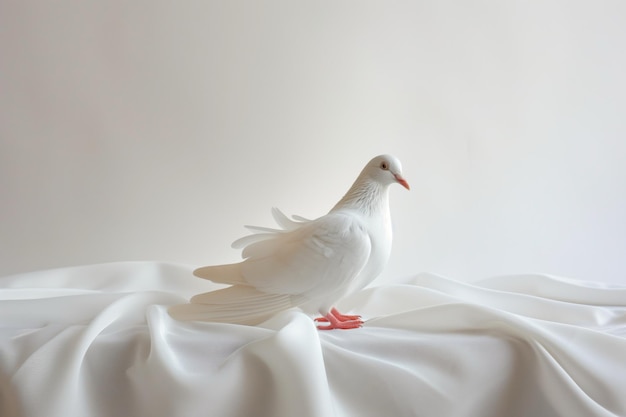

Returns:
1,262,625,417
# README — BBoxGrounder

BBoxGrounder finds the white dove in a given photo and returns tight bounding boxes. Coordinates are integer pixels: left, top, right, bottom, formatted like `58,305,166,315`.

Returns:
169,154,409,330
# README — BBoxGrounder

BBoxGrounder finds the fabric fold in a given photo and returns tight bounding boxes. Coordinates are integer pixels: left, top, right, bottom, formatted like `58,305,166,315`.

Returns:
1,262,625,417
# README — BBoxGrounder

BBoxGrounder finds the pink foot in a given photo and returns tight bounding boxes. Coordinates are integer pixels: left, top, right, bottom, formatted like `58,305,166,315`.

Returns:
314,308,361,322
314,308,363,330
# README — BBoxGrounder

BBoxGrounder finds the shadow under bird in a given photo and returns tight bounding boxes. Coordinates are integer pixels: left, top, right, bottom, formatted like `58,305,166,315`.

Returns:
169,154,409,330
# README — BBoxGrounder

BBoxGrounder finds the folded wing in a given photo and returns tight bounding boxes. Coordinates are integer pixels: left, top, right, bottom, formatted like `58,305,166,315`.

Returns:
193,210,372,300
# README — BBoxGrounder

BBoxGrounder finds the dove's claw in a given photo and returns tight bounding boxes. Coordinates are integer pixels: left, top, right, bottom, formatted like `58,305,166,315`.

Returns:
330,307,361,321
314,307,362,322
316,317,363,330
315,308,363,330
317,322,362,330
313,308,362,323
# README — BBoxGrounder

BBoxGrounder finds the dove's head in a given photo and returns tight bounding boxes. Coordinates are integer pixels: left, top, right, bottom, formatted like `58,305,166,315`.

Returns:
366,154,410,190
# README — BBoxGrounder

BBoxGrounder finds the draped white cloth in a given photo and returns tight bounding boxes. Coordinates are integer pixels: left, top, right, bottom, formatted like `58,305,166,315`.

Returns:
1,262,625,417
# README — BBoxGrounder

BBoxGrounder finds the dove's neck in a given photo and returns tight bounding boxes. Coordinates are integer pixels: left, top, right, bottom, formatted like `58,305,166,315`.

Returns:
331,178,390,216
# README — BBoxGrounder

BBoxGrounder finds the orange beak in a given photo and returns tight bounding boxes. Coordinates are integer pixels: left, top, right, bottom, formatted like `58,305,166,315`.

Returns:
394,174,410,190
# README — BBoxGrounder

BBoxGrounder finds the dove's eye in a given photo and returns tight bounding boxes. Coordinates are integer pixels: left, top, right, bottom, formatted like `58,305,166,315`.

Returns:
380,161,389,170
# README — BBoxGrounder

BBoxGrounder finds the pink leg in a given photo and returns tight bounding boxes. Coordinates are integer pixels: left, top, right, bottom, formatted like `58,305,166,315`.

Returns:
314,308,363,330
331,307,361,321
315,308,361,322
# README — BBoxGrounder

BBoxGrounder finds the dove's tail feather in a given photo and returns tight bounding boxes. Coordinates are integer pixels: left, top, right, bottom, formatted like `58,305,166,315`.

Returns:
193,263,247,285
168,285,299,325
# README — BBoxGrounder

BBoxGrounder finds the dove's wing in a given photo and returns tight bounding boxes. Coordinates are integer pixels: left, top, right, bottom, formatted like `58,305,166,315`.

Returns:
239,211,371,298
192,208,313,285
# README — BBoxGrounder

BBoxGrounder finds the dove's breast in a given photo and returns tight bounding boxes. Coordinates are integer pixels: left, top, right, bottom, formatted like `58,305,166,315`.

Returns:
344,208,393,295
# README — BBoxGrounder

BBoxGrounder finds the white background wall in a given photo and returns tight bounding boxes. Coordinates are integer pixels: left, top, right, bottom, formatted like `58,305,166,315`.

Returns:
1,1,625,284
